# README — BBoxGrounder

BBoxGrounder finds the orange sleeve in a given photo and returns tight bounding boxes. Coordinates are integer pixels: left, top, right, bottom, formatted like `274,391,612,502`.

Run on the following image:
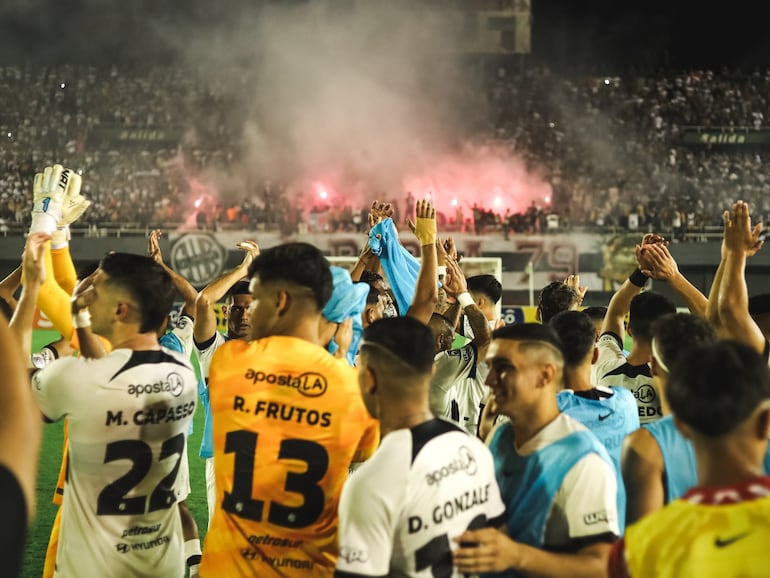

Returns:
353,413,380,463
51,245,78,296
34,242,74,340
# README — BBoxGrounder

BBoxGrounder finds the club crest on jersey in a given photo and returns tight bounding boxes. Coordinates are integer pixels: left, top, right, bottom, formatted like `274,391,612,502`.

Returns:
425,446,478,486
127,372,185,397
244,369,328,397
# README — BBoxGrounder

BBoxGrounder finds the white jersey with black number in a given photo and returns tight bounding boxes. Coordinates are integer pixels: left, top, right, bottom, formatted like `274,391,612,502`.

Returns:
336,418,505,578
32,348,197,578
430,343,490,435
594,332,661,424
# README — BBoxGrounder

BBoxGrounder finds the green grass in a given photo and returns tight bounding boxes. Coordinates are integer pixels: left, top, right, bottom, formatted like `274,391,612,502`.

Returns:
21,332,210,578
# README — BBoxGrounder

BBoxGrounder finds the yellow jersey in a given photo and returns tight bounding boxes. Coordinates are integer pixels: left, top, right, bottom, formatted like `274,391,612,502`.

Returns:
200,335,379,577
610,476,770,578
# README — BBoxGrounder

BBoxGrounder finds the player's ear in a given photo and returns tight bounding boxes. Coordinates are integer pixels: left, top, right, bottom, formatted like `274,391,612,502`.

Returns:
755,403,770,441
363,366,377,395
275,289,290,316
591,346,599,365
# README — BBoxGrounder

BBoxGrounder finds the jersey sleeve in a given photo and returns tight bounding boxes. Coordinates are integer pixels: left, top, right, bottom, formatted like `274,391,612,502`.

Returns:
31,357,83,422
336,462,396,577
171,314,194,356
195,331,226,381
429,345,476,415
594,332,626,382
553,453,620,543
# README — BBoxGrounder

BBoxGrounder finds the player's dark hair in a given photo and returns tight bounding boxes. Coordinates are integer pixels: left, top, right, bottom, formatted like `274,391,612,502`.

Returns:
225,279,251,305
582,306,608,322
537,281,579,323
360,270,385,286
667,340,770,436
365,283,380,305
493,322,564,359
650,313,717,371
362,317,435,374
76,260,100,280
628,291,676,342
0,296,12,321
467,274,502,305
99,252,174,334
247,242,332,311
429,312,454,344
548,311,596,367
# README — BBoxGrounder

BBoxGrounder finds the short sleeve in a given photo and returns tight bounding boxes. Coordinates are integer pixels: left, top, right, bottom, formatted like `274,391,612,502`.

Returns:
594,332,626,382
171,314,194,356
336,463,395,577
551,453,620,543
31,357,83,422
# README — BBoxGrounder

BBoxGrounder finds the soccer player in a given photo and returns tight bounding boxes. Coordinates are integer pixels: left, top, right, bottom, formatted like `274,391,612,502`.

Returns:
621,312,718,525
30,251,198,577
535,281,580,323
193,239,259,522
609,340,770,577
596,234,707,424
453,323,619,578
429,257,493,435
199,242,379,577
336,316,505,578
549,310,638,531
456,273,503,338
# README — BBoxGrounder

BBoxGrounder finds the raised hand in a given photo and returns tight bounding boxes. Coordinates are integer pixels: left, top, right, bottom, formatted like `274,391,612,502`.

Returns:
148,229,163,264
563,274,587,305
408,199,437,246
22,233,51,286
368,201,394,229
723,200,764,257
637,243,678,280
443,257,468,296
236,240,260,267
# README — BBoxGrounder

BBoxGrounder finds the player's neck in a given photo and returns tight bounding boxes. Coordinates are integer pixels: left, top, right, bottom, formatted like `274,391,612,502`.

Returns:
379,404,433,437
562,365,593,392
109,330,161,351
268,316,324,345
626,343,651,366
511,402,560,448
694,438,765,488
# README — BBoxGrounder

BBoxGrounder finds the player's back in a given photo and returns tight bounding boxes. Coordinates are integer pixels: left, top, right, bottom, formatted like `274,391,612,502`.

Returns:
624,489,770,577
201,335,379,577
337,419,505,578
47,348,197,578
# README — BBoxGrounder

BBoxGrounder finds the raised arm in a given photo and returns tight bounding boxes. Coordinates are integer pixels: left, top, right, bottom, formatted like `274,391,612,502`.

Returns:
194,240,259,343
717,201,766,354
148,229,197,317
9,234,50,363
638,243,708,316
406,200,438,325
443,256,492,359
0,310,42,526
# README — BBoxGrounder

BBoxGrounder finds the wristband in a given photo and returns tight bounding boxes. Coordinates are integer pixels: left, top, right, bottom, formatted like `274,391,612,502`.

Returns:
73,308,91,329
628,268,649,287
457,292,475,309
437,266,447,277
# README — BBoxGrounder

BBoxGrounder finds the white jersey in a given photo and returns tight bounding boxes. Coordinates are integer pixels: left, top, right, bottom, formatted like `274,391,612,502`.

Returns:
194,331,228,381
430,343,490,435
337,418,505,578
594,332,661,424
32,348,197,578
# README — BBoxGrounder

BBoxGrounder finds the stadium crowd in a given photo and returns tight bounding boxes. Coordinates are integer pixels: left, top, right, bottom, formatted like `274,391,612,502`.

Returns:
1,64,770,235
1,163,770,577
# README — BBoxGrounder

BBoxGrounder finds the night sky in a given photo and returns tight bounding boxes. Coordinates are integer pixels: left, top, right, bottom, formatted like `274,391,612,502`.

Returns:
0,0,767,70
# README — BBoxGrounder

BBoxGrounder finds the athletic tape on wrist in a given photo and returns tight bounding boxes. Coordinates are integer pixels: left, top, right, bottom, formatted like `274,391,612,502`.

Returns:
457,292,475,309
73,308,91,329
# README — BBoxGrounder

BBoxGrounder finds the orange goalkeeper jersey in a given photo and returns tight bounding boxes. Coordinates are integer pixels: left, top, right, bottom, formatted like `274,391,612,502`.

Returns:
200,335,380,577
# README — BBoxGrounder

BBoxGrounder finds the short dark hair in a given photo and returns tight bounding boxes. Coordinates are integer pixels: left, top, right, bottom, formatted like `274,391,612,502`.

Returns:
247,242,332,311
538,282,579,323
99,252,174,334
493,322,564,356
668,340,770,436
361,317,435,374
548,311,596,367
365,283,381,305
226,279,251,299
467,274,502,305
628,291,676,342
360,270,385,286
650,313,717,371
582,306,608,322
76,260,100,280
